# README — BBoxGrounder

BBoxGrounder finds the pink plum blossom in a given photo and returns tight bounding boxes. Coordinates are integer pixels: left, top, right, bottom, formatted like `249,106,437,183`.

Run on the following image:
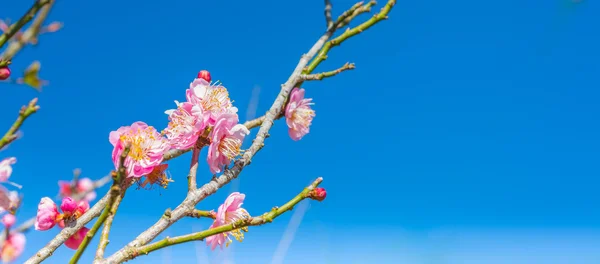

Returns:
285,88,315,141
58,177,97,202
0,157,16,182
206,192,250,250
0,232,25,262
185,78,238,126
65,227,89,250
35,197,59,231
109,121,170,178
207,113,249,174
163,101,208,150
2,214,15,228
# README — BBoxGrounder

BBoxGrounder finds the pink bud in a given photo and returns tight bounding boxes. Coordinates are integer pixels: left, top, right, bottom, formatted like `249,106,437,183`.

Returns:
2,214,15,228
60,197,77,215
65,227,89,250
197,70,211,83
0,67,10,80
309,187,327,202
34,197,59,231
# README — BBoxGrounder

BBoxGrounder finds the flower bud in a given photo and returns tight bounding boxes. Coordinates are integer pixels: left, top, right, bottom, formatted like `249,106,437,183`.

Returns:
65,227,89,250
60,197,77,215
197,70,211,83
2,214,16,228
0,67,10,80
309,187,327,202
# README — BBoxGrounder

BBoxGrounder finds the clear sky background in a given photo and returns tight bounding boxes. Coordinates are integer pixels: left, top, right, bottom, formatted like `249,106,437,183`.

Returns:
2,0,600,263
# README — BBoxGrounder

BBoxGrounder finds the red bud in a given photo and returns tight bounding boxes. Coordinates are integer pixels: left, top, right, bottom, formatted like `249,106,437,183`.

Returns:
197,70,211,83
0,67,10,80
309,187,327,202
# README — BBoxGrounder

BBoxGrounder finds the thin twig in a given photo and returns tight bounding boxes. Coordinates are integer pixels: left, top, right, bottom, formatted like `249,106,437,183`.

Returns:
304,0,396,74
94,194,124,260
337,0,377,29
68,205,111,264
0,98,39,150
0,0,51,49
123,178,323,262
324,0,333,29
301,62,355,80
94,146,131,261
1,0,56,60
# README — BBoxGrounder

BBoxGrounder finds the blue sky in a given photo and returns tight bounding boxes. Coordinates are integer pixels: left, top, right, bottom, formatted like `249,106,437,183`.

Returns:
2,0,600,263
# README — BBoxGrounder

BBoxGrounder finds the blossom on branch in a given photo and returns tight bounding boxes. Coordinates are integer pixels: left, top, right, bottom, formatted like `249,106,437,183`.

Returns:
34,197,59,231
58,177,97,202
207,113,249,174
285,88,315,141
206,192,250,250
163,101,208,150
185,78,238,126
109,121,169,178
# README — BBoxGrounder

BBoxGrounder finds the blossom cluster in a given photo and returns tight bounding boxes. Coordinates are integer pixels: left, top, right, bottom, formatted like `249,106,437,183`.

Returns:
107,71,316,183
34,197,90,249
0,158,24,262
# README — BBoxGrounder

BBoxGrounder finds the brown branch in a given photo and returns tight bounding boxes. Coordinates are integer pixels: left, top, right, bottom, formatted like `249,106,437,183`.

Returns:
301,62,355,81
122,178,323,262
337,0,377,29
0,98,39,150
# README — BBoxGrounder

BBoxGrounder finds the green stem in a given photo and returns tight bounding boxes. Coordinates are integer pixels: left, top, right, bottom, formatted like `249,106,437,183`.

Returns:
0,0,50,49
126,177,323,261
0,98,39,150
68,206,111,264
304,0,396,75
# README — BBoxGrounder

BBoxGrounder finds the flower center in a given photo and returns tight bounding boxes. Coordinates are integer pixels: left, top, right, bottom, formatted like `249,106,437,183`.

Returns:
218,136,242,160
119,127,158,161
201,87,231,112
292,107,315,127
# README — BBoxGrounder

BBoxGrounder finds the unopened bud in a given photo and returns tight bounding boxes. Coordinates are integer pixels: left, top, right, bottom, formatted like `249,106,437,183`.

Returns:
309,187,327,202
197,70,211,83
0,67,10,80
2,214,15,228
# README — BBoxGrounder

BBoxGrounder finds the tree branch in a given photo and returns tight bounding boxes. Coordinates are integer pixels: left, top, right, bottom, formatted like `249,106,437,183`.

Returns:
99,10,340,264
94,146,131,261
24,146,130,264
1,0,56,60
99,2,396,262
0,0,51,49
324,0,333,29
23,192,110,264
304,0,396,74
0,98,39,151
301,62,355,81
122,178,323,262
68,204,111,264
